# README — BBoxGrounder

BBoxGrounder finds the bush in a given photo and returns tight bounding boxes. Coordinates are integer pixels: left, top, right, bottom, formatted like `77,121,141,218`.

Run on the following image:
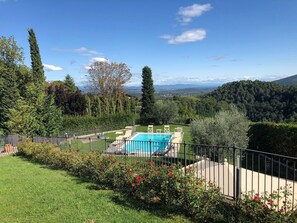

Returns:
248,122,297,157
61,114,136,135
190,106,249,148
17,141,296,222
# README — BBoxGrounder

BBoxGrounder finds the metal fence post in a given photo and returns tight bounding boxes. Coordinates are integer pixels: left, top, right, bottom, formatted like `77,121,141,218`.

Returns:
184,141,187,175
149,139,152,162
233,145,236,200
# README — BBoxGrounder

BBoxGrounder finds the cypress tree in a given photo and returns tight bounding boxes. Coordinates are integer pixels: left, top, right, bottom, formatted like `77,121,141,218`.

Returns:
140,66,155,124
28,28,45,87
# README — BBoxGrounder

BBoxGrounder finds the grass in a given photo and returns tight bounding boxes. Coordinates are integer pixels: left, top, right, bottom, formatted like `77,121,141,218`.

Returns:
0,155,191,223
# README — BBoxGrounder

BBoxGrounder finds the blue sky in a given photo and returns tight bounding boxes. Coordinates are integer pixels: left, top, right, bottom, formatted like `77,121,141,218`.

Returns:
1,0,297,86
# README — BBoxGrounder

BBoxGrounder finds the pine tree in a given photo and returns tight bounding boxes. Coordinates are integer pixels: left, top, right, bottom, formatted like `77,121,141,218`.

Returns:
64,74,78,93
28,28,45,87
140,66,155,124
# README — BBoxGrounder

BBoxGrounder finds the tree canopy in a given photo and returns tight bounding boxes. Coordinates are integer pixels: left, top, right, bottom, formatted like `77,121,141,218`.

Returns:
87,61,132,99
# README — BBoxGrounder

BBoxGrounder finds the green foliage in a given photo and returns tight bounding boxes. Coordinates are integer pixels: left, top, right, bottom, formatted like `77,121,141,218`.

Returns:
190,106,249,148
28,28,45,87
84,94,91,116
61,114,136,135
0,36,23,131
248,122,297,156
236,189,295,222
64,74,78,93
42,94,62,136
153,100,178,124
173,96,198,123
6,98,39,136
140,66,155,124
206,80,297,122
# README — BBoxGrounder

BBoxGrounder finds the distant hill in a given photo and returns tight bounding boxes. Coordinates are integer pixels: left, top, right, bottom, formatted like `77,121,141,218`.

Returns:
125,84,219,97
273,74,297,86
79,83,220,97
203,80,297,122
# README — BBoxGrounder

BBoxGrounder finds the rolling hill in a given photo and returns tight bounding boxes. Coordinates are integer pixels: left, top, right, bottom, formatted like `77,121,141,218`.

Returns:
273,74,297,86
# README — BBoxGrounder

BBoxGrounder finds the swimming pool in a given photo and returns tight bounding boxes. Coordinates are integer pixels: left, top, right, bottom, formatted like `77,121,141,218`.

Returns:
124,133,173,153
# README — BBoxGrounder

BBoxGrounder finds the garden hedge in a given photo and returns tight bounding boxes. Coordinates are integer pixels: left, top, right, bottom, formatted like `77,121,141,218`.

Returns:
61,114,136,135
248,122,297,157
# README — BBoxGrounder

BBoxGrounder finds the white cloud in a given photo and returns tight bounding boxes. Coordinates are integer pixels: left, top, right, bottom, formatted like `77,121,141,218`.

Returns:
178,3,212,24
161,29,206,44
90,57,109,63
43,64,63,71
52,47,101,56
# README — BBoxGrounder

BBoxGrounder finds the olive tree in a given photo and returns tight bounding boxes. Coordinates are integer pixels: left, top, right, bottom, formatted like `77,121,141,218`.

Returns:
153,100,178,124
190,105,249,148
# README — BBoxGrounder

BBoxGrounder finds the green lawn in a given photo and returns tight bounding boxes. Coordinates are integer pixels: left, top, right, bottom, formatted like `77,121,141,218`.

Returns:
0,155,190,223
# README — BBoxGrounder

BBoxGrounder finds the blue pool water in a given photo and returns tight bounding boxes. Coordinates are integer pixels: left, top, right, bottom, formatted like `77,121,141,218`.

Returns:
124,133,173,153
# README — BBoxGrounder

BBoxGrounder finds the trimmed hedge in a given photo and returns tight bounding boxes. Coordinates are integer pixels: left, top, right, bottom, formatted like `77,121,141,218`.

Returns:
61,114,136,135
248,122,297,157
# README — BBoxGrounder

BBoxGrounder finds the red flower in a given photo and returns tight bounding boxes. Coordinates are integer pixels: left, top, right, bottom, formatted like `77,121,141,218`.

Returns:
168,173,173,177
131,183,135,187
269,199,274,205
148,161,153,166
263,205,268,209
135,175,141,183
253,194,260,202
156,172,160,176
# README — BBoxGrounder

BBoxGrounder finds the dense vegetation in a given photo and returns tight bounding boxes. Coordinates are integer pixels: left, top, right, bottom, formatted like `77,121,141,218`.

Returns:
248,122,297,157
0,31,61,136
61,114,136,135
198,80,297,122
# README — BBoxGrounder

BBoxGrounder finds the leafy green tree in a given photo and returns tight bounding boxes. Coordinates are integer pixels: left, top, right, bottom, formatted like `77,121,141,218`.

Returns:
67,92,87,115
103,98,110,115
153,100,178,124
116,98,123,114
28,28,45,88
7,99,39,136
64,74,78,93
42,95,62,136
0,36,23,131
190,105,249,148
123,97,131,114
140,66,155,124
85,95,92,116
91,96,102,117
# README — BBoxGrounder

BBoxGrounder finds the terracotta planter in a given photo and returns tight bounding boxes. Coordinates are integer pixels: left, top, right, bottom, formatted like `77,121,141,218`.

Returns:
3,144,13,153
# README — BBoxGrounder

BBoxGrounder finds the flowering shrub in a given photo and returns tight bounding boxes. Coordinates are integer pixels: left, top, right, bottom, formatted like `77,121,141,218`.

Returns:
236,188,296,222
17,141,297,222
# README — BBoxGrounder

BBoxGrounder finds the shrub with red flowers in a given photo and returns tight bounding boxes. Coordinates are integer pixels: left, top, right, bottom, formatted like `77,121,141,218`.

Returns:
236,187,296,222
17,141,297,222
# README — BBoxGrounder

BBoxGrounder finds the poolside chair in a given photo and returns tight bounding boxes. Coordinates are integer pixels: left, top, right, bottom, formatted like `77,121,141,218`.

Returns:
148,125,153,133
164,125,170,133
156,129,162,133
116,130,132,140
